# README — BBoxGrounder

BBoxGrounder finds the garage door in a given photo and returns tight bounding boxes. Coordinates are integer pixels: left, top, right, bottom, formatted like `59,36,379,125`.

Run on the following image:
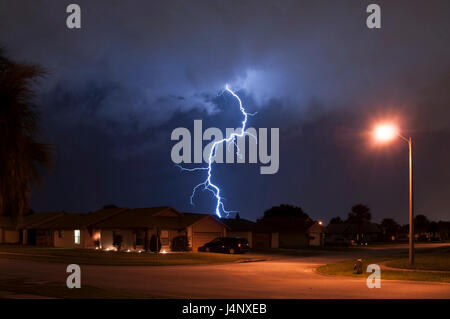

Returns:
193,232,222,251
253,232,271,249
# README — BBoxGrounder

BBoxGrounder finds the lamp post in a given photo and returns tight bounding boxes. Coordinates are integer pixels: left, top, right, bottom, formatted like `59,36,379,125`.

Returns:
374,124,414,265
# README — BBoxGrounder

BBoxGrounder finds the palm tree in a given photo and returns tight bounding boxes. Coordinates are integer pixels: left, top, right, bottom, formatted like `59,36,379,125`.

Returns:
0,50,52,223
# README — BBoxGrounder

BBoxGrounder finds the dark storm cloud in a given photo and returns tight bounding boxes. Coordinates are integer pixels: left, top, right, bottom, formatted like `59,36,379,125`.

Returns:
1,0,450,222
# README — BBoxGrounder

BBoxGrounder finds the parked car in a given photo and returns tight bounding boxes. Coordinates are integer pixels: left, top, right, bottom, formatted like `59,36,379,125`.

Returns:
198,237,250,254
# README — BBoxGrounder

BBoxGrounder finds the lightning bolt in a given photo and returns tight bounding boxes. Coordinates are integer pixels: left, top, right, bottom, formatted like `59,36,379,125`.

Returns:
177,84,256,218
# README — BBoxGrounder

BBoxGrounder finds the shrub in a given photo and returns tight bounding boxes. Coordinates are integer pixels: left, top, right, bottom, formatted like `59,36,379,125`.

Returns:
171,235,190,251
113,234,123,251
149,235,162,252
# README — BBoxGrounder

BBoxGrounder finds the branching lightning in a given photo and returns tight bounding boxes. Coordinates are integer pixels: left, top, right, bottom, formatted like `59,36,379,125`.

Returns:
177,85,256,218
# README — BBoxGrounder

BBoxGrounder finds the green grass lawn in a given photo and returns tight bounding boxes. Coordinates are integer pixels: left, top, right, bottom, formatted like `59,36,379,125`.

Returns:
0,245,266,266
316,252,450,283
386,254,450,271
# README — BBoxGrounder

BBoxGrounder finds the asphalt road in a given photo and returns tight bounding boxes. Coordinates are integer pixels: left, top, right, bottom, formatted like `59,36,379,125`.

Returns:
0,244,449,298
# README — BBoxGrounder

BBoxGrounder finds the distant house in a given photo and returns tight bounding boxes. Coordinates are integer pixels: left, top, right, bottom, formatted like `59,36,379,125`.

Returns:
222,217,256,248
20,211,66,245
325,223,381,244
0,212,70,244
307,221,326,246
252,216,325,249
24,207,126,248
14,206,229,252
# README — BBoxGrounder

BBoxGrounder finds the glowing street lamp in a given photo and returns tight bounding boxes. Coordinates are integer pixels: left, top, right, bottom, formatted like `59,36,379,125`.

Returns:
374,124,398,142
373,123,415,265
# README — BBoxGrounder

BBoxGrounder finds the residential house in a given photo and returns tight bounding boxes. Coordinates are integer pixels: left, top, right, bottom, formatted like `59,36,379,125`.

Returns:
307,221,326,246
2,206,230,252
252,216,323,249
26,207,126,248
19,211,66,245
93,208,229,252
222,217,256,248
181,212,229,251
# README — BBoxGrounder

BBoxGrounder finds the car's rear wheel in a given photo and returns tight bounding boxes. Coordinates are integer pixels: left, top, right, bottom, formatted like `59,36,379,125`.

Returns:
229,248,235,254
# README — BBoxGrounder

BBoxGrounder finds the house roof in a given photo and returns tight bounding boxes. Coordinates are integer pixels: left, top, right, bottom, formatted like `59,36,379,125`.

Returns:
93,209,229,230
182,213,230,229
21,206,228,231
92,207,183,229
222,218,256,231
20,211,66,229
36,207,126,230
0,216,15,228
307,221,326,233
179,213,209,228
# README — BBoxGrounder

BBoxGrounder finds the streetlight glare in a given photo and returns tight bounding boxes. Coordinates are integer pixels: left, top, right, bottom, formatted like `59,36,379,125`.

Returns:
374,124,398,142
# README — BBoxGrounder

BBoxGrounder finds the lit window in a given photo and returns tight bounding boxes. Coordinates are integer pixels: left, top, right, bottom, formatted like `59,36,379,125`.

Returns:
74,230,81,244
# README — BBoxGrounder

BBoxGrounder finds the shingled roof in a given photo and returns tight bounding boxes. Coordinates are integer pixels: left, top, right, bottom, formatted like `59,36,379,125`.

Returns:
0,216,15,228
35,207,126,230
20,211,66,229
181,213,230,229
222,218,256,231
92,207,182,228
93,209,228,230
19,206,228,231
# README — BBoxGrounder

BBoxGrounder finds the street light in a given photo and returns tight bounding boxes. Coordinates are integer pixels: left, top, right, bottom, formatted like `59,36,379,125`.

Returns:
374,123,415,265
374,124,398,142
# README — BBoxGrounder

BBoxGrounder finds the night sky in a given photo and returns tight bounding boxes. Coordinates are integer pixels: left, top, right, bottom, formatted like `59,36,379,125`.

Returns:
2,0,450,223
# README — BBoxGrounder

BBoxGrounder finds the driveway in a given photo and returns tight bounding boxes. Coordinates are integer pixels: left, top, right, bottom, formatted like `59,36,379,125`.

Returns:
0,244,449,298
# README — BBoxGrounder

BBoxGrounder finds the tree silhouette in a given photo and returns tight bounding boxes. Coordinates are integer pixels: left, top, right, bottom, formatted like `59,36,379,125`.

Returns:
346,204,371,243
262,204,309,221
0,50,51,221
329,216,344,224
346,204,371,224
414,214,430,234
428,221,439,238
150,234,162,252
381,218,400,241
